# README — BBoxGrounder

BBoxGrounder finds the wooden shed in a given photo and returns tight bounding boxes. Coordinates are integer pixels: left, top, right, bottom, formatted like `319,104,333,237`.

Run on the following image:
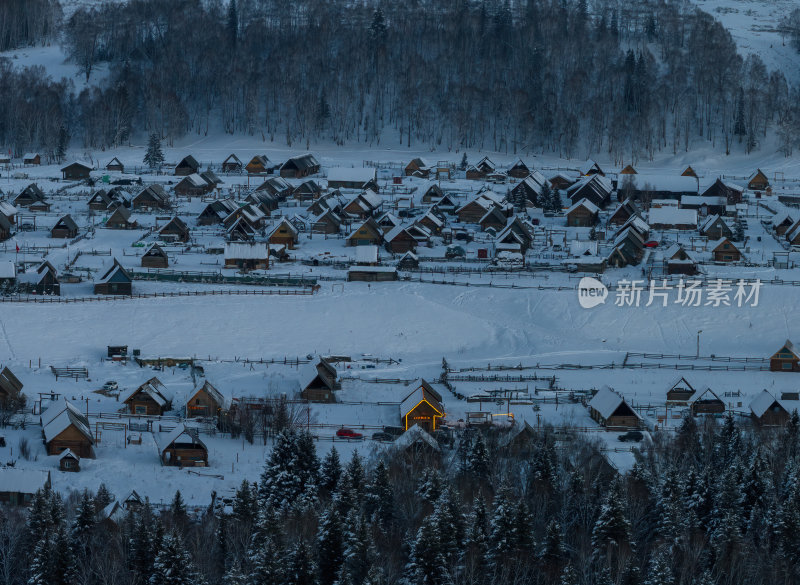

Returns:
23,153,41,166
132,185,170,210
141,243,169,268
224,242,269,271
347,266,398,282
174,173,212,197
710,238,741,262
51,214,78,239
157,425,208,467
384,225,418,253
0,366,23,402
175,155,200,176
405,158,431,178
280,153,320,178
267,218,299,249
750,390,792,426
507,159,531,179
566,198,599,227
588,387,641,428
665,376,696,404
61,161,92,180
689,388,725,416
0,469,50,506
347,217,383,246
748,169,769,191
400,380,444,433
299,357,338,403
59,449,80,472
105,206,136,229
246,155,270,174
106,157,124,172
186,381,227,418
159,216,190,243
221,154,243,173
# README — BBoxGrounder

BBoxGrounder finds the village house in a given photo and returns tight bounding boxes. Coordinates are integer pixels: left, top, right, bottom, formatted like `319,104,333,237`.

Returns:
663,244,698,275
648,207,697,230
94,259,132,295
18,261,60,295
700,178,744,205
709,238,741,262
159,216,190,243
384,225,419,254
141,243,169,268
292,180,323,202
397,250,419,269
299,357,339,403
105,206,136,229
400,380,444,433
174,173,213,197
221,154,243,173
750,390,797,426
498,420,538,455
106,157,124,172
689,387,725,416
608,198,642,226
620,164,637,175
680,195,727,217
0,261,16,288
431,192,459,215
699,215,733,240
0,200,17,225
342,190,384,219
157,425,208,467
347,217,383,246
510,172,547,206
223,204,266,231
618,174,699,203
420,184,444,205
392,425,441,461
246,155,271,174
566,198,599,227
748,169,769,191
0,469,51,506
14,184,50,211
405,157,431,178
456,194,502,224
61,161,92,180
479,206,508,232
666,377,696,404
51,214,78,239
770,340,800,372
0,365,22,403
465,156,496,180
186,381,228,418
41,399,95,458
23,153,41,165
347,265,398,281
88,189,114,211
567,175,613,209
132,185,170,210
588,386,642,428
224,242,269,271
280,153,321,178
417,210,444,235
256,176,293,200
772,210,795,236
377,212,402,233
122,377,172,415
310,208,342,234
507,159,531,179
197,198,239,225
267,218,299,249
681,166,698,178
580,159,604,176
175,155,200,176
225,217,256,242
549,173,576,190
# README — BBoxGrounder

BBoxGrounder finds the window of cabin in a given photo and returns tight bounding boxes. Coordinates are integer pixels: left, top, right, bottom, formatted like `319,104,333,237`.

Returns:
64,460,73,468
135,405,147,414
783,362,792,370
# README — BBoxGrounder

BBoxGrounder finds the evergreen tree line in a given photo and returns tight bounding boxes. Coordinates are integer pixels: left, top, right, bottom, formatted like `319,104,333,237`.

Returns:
2,415,800,585
0,0,798,160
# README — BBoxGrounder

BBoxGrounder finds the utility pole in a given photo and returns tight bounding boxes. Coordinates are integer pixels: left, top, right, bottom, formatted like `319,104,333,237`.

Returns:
696,329,703,358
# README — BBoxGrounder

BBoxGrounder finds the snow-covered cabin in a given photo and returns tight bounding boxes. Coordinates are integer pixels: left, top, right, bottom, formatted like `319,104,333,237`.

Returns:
298,357,338,403
750,390,798,426
400,380,444,433
156,424,208,467
121,377,172,415
769,340,800,372
588,387,641,428
40,399,94,458
0,468,50,506
224,242,269,271
327,167,378,190
648,207,697,230
186,381,228,418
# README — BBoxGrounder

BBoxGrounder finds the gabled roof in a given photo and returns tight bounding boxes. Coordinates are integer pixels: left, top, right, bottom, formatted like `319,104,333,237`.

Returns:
225,242,268,259
750,390,784,418
176,155,199,170
267,217,299,238
699,214,729,234
588,386,641,420
709,237,739,253
580,159,603,175
566,198,599,215
0,468,50,494
121,377,171,407
107,206,132,222
400,380,444,418
298,356,337,391
61,160,92,172
41,400,93,444
773,339,800,359
392,424,440,452
347,217,382,239
223,154,242,165
281,153,319,171
97,259,131,284
155,424,206,454
668,376,695,394
688,387,723,405
190,381,228,410
53,214,78,232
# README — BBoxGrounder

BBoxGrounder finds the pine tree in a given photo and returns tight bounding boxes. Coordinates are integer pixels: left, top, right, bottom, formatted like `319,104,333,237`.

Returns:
26,488,53,546
541,520,565,573
465,497,489,583
233,479,257,522
317,506,344,585
338,511,371,585
369,8,387,45
287,540,317,585
643,548,674,585
559,564,578,585
366,459,394,529
591,479,631,560
416,468,443,504
95,483,113,511
27,533,52,585
51,525,76,585
468,433,490,478
459,153,469,171
130,504,158,579
488,485,516,567
170,490,189,529
150,531,197,585
144,133,165,170
405,514,451,585
55,125,69,163
320,447,342,495
734,89,746,142
249,536,283,585
73,490,96,541
259,430,300,510
223,561,247,585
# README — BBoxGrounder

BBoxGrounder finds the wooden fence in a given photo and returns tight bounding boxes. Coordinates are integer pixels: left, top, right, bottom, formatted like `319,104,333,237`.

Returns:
0,288,314,303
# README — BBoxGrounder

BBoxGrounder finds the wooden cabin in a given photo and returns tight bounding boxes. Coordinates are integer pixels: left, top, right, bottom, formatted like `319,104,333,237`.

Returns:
24,261,60,295
681,166,698,178
479,207,507,232
122,377,172,415
88,189,114,211
465,156,496,180
59,449,80,472
400,380,444,433
710,238,741,262
292,180,323,201
141,243,169,268
310,209,342,235
51,214,78,239
700,178,744,205
499,421,537,455
0,469,51,506
588,387,641,428
22,153,41,166
567,175,613,209
392,425,441,462
405,158,430,178
699,215,733,240
175,155,200,176
397,251,419,270
246,155,270,174
664,244,698,276
105,206,136,229
106,157,124,172
550,173,575,191
507,159,531,179
748,169,769,191
299,357,338,403
132,185,170,210
221,154,243,173
384,226,418,254
157,425,208,467
197,198,239,225
620,165,637,175
0,366,23,403
41,400,95,458
666,377,696,404
280,153,320,178
327,167,378,190
422,184,444,203
689,388,725,416
159,216,190,243
347,217,383,246
61,161,92,180
186,381,227,418
94,259,132,295
566,198,599,227
770,340,800,372
580,159,604,177
267,218,299,249
174,173,213,197
14,184,49,211
750,390,792,426
224,242,269,271
456,196,496,224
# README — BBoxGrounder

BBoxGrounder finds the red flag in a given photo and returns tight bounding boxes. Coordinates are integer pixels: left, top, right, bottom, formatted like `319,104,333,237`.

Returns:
15,244,19,253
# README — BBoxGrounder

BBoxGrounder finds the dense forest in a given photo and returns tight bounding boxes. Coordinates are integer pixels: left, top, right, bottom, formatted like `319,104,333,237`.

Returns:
1,414,800,585
0,0,799,162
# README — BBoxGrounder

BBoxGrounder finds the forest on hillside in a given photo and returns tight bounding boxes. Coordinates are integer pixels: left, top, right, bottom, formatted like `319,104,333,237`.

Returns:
0,0,799,162
1,414,800,585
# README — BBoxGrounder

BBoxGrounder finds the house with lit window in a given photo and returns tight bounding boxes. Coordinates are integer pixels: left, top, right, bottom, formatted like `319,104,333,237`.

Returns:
400,380,444,433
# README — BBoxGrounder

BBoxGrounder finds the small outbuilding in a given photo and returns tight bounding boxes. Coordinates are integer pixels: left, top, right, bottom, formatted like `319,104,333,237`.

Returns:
588,386,641,429
157,425,208,467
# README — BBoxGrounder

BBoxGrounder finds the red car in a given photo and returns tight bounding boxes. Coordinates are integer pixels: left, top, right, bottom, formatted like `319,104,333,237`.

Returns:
644,240,659,248
336,428,363,439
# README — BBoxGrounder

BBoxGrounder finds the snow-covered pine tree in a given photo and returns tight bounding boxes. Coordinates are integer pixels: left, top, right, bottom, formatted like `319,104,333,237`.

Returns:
94,483,113,511
541,519,565,574
320,447,342,495
72,490,96,542
468,433,490,478
460,153,468,171
259,430,300,510
143,133,165,170
150,531,198,585
643,548,674,585
286,540,317,585
249,535,283,585
464,497,489,584
51,525,76,585
223,561,247,585
488,484,517,568
338,510,371,585
316,505,344,585
416,468,443,504
232,479,257,522
26,488,53,546
591,479,631,561
170,491,189,530
26,533,52,585
366,459,394,529
405,514,452,585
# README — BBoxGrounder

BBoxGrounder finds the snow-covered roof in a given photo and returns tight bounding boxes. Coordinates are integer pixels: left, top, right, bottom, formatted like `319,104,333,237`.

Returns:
648,207,697,226
0,201,18,216
569,240,598,256
59,448,79,461
699,214,728,233
0,261,16,279
155,424,206,454
41,400,93,444
588,386,641,419
566,198,599,215
23,153,39,160
750,390,782,418
623,174,698,194
355,245,379,264
392,424,440,452
682,196,726,208
181,173,209,188
327,167,377,183
267,218,299,238
224,242,268,260
0,468,50,494
400,381,444,418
